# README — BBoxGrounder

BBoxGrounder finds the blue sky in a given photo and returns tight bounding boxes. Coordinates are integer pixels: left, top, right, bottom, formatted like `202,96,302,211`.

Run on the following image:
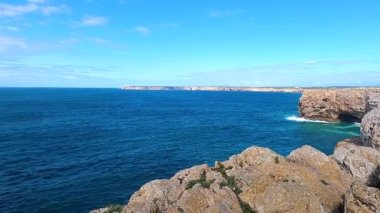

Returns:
0,0,379,87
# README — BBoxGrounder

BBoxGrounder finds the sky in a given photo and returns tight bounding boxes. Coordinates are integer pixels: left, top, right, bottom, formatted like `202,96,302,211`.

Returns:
0,0,379,88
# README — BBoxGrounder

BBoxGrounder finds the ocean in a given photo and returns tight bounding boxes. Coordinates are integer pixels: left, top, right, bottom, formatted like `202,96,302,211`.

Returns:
0,88,360,212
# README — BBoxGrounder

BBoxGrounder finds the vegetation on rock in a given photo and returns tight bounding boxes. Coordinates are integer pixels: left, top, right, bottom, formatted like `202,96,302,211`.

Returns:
185,170,215,190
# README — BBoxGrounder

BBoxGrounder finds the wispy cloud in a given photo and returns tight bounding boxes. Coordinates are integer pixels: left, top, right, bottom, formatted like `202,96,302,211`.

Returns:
0,35,26,52
0,26,22,32
0,0,69,17
133,26,150,35
80,15,108,27
175,59,380,87
209,10,244,18
40,5,70,15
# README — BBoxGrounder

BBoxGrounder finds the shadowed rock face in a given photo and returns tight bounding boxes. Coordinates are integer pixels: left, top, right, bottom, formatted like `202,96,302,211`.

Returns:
344,181,380,213
332,138,380,187
299,89,369,122
367,93,380,112
361,107,380,151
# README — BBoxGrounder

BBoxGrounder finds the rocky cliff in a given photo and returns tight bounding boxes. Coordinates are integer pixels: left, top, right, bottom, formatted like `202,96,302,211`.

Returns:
299,88,380,122
93,90,380,213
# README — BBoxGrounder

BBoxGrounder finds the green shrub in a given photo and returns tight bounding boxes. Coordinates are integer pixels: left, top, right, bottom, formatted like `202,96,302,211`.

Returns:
104,204,123,213
274,156,280,164
185,171,215,190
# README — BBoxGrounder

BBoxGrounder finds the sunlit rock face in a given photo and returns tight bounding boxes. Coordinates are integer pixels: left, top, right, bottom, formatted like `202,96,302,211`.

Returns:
299,89,369,122
108,146,353,213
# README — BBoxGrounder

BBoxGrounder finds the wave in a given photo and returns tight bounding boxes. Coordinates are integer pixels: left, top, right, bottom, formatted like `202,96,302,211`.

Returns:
286,116,330,124
336,123,361,129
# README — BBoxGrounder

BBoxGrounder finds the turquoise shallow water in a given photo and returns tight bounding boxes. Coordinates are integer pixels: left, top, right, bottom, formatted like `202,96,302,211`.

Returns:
0,88,359,212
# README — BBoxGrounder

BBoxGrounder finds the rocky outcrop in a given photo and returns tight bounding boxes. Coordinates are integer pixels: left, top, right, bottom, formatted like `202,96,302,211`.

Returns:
361,107,380,151
332,138,380,186
100,146,353,213
344,181,380,213
367,92,380,112
299,89,369,122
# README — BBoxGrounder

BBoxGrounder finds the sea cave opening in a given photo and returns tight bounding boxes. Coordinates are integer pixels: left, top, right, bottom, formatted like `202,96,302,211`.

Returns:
337,113,361,123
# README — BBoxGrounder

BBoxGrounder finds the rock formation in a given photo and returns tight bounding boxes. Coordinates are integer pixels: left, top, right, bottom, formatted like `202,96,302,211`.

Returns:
299,89,369,122
344,181,380,213
367,93,380,112
332,138,380,186
361,107,380,151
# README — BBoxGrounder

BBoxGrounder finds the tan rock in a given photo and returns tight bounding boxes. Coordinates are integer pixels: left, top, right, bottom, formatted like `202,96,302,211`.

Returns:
299,89,368,122
344,181,380,213
288,145,353,192
361,107,380,151
221,147,350,212
332,138,380,186
96,143,379,213
124,164,242,213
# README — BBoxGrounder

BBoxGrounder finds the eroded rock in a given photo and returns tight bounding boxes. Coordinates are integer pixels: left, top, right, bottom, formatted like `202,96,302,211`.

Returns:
361,107,380,151
120,146,354,213
344,181,380,213
299,89,368,122
332,138,380,186
367,92,380,112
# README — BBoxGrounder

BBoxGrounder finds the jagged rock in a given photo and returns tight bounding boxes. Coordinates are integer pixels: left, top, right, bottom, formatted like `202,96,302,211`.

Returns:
223,147,351,212
344,181,380,213
124,164,242,213
299,89,368,122
367,92,380,111
288,145,352,192
332,138,380,186
95,146,355,213
361,107,380,151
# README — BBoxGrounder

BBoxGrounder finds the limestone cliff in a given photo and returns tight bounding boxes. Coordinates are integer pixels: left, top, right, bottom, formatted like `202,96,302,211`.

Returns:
300,89,368,122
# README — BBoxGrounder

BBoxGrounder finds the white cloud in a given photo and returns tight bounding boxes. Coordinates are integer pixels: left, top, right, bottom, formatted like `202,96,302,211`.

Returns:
0,35,26,52
209,10,244,18
0,2,38,17
133,26,150,35
304,60,319,65
80,16,107,26
0,1,69,17
27,0,46,4
40,5,70,15
0,26,22,32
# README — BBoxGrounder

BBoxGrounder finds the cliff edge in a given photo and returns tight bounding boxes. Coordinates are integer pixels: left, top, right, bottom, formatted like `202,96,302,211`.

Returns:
299,88,380,122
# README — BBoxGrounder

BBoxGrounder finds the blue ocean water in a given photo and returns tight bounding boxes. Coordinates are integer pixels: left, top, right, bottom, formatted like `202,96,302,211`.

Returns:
0,88,360,213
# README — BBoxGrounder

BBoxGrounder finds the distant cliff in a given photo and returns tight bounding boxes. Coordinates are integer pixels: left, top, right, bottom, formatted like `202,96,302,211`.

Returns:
94,88,380,213
122,86,301,93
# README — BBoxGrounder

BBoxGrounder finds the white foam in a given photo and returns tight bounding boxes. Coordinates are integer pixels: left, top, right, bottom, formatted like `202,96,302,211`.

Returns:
286,116,330,124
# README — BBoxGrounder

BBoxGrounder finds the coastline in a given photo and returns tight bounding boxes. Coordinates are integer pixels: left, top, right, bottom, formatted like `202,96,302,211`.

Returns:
94,88,380,213
122,86,380,93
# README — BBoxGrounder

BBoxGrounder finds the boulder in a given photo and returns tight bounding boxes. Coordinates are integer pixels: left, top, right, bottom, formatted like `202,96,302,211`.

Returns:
361,107,380,151
299,89,368,122
288,145,352,192
124,164,242,213
332,138,380,186
105,146,355,212
366,92,380,112
344,181,380,213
